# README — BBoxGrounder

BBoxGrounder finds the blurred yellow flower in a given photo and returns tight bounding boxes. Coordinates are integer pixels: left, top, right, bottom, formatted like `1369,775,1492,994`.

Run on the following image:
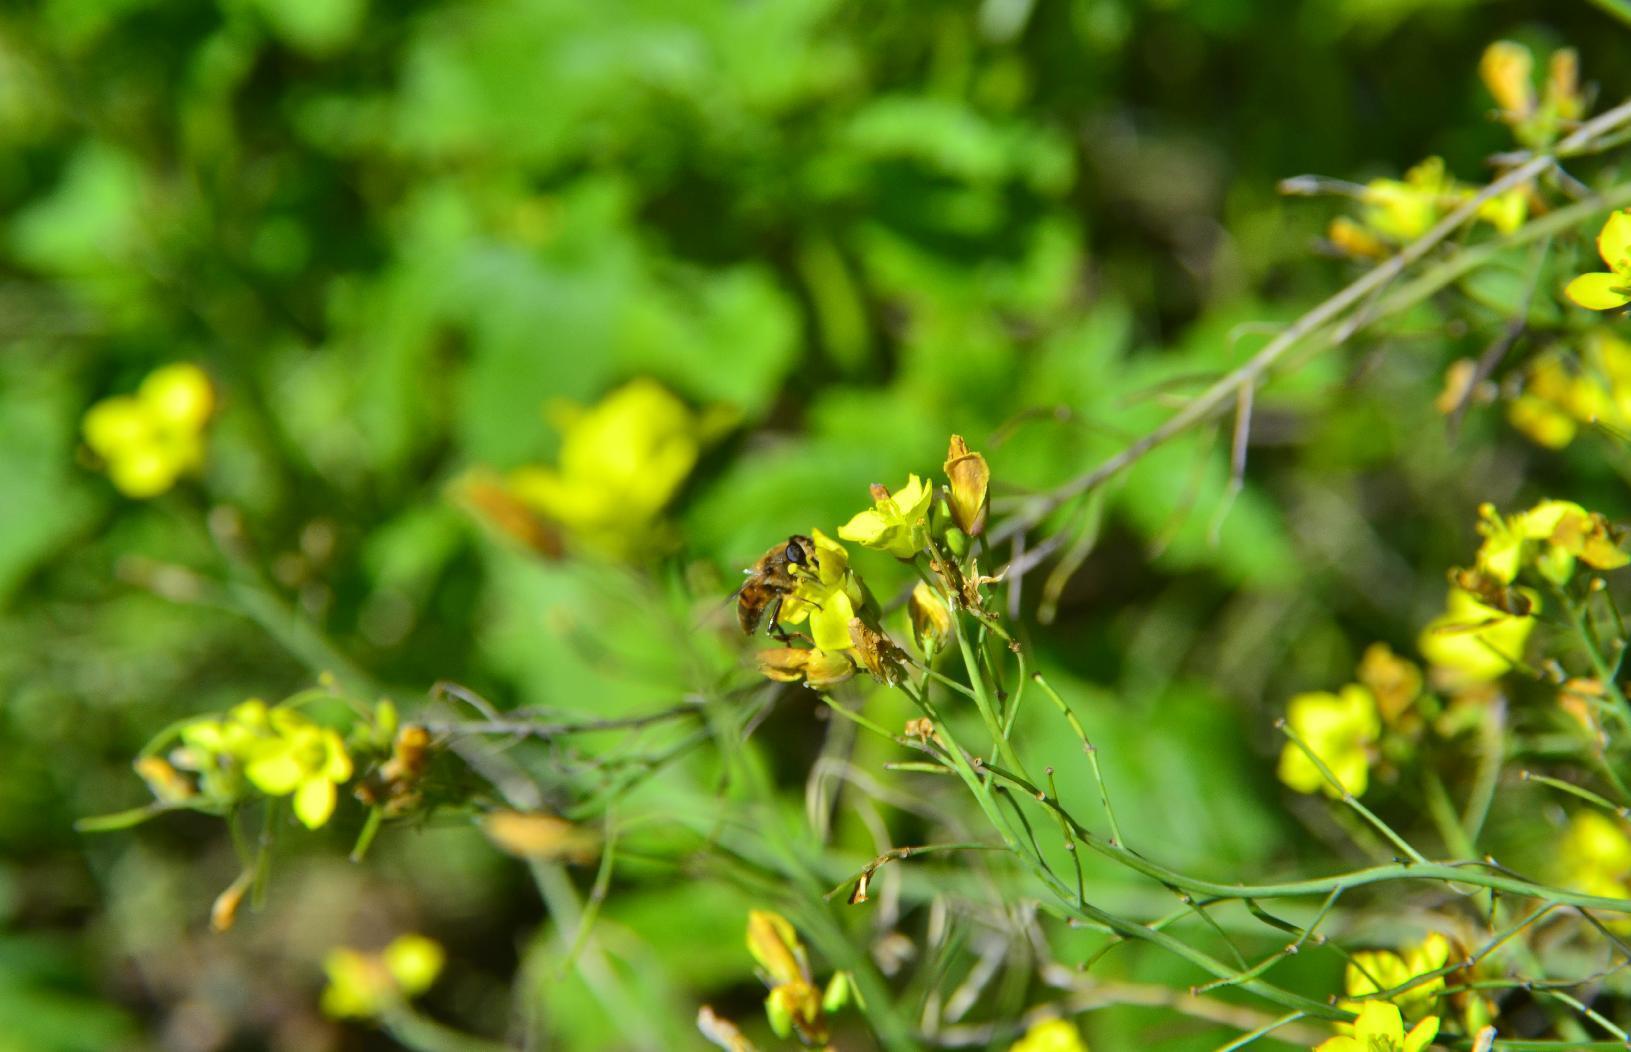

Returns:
778,530,864,651
169,699,357,826
507,378,714,558
1277,685,1378,798
1418,587,1534,687
1317,1002,1438,1052
1565,210,1631,311
1556,811,1631,900
1331,157,1527,260
1010,1017,1088,1052
1355,643,1423,727
1480,41,1535,120
82,362,214,498
321,934,445,1019
839,474,933,559
1343,933,1450,1020
1508,333,1631,449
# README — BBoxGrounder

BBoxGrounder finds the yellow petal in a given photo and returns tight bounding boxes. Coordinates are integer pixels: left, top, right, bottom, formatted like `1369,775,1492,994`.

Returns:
838,508,891,546
1403,1015,1440,1052
810,590,856,651
1599,210,1631,271
1565,272,1631,311
746,910,806,986
293,776,337,828
245,749,305,795
1352,1002,1404,1043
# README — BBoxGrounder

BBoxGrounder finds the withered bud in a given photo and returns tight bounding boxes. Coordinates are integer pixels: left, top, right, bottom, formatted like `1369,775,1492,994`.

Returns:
1546,48,1582,120
868,482,891,502
210,872,252,933
908,582,952,654
943,435,990,537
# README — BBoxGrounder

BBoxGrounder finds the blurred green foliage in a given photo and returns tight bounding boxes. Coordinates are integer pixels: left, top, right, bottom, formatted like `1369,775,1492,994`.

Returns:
6,0,1631,1049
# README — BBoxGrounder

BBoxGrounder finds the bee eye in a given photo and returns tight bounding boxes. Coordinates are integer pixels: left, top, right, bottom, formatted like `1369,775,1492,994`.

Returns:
784,543,806,565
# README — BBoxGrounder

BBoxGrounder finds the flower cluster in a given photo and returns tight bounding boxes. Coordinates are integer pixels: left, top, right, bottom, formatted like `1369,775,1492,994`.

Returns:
321,934,445,1019
746,435,989,689
82,362,214,498
1342,932,1449,1021
169,699,355,829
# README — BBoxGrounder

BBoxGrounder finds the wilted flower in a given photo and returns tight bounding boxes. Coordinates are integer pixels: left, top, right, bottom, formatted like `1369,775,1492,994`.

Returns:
1277,685,1379,798
755,646,855,688
506,379,715,558
944,435,991,537
1317,1002,1438,1052
848,618,909,686
82,362,214,498
1565,210,1631,312
321,934,445,1019
1009,1017,1089,1052
839,475,933,559
778,530,866,652
1356,643,1423,727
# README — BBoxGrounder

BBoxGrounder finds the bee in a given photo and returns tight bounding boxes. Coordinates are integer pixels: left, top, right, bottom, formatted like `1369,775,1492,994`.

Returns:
737,535,817,639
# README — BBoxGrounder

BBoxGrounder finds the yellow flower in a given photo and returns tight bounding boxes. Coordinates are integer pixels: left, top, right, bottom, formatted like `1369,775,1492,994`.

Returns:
839,475,933,559
1343,933,1450,1020
82,362,214,498
944,435,991,537
506,379,710,558
778,530,865,651
1565,210,1631,311
1010,1017,1089,1052
240,708,354,829
1317,1003,1438,1052
321,934,445,1019
1418,587,1535,687
1277,685,1379,798
1556,811,1631,900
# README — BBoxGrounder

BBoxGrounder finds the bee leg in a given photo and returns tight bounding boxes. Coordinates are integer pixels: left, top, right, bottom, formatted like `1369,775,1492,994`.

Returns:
767,596,790,642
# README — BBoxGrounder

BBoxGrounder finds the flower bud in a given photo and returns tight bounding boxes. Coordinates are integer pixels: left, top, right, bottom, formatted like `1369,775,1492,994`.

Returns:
1480,40,1535,119
908,582,952,655
943,435,990,537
